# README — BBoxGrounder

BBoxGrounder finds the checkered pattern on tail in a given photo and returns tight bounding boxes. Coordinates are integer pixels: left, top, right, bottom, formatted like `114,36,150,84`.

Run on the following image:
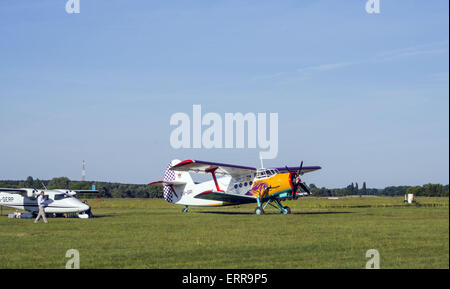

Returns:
163,162,176,203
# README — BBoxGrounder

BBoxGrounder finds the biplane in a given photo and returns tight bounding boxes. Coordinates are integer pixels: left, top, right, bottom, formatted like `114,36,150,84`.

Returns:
150,159,321,214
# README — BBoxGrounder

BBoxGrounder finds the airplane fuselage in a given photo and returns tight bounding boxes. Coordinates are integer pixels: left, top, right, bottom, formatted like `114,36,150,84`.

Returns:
0,191,90,214
170,171,297,207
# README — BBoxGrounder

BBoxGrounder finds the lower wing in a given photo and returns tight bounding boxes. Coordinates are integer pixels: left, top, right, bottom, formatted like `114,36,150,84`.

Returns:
195,191,257,205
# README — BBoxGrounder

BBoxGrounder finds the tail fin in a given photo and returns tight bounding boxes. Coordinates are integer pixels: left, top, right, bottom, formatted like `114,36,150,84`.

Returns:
163,159,193,203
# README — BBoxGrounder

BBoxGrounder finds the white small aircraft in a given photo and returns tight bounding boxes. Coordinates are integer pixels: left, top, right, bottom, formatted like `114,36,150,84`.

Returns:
150,159,321,214
0,188,97,217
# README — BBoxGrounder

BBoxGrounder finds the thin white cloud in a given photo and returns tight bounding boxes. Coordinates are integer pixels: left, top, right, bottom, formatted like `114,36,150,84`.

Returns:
375,41,449,61
296,61,356,74
252,41,449,81
252,62,356,81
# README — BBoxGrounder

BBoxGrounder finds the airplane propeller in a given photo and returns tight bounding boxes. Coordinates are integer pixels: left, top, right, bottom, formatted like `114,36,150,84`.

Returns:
285,161,310,199
297,161,303,176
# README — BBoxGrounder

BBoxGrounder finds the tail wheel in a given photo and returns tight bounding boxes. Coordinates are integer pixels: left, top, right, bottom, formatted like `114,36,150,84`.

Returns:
282,206,291,214
182,207,188,213
254,207,265,215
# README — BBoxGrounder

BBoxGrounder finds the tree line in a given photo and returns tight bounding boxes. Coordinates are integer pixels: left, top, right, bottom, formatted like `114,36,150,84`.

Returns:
309,182,449,197
0,177,448,198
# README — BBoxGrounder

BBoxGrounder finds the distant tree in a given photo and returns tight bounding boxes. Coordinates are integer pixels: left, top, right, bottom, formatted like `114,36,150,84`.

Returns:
362,182,367,194
34,178,47,190
149,186,163,198
382,186,409,196
70,181,91,190
24,176,34,188
422,183,447,197
0,181,14,188
406,186,422,196
308,183,320,195
346,183,355,195
110,188,122,198
444,185,449,197
48,177,70,189
135,188,149,198
101,186,112,198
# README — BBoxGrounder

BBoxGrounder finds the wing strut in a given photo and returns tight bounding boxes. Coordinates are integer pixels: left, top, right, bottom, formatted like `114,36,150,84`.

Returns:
168,184,178,198
205,167,224,192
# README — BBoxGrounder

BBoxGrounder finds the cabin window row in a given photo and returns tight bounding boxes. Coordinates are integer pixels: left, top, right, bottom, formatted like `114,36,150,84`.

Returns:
234,181,253,189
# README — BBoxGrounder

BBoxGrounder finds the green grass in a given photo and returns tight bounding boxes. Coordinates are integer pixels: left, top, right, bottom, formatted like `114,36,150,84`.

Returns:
0,197,448,269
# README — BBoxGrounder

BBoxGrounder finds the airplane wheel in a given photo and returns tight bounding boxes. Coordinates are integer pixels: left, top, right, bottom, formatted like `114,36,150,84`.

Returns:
282,206,291,214
254,207,265,215
182,207,188,213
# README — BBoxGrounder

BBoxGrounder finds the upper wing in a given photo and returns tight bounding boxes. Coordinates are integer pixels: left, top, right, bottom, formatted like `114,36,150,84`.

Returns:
195,190,257,204
276,166,322,175
73,190,99,194
171,160,256,177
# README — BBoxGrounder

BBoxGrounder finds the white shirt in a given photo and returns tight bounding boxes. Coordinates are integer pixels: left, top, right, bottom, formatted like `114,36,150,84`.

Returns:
37,195,46,206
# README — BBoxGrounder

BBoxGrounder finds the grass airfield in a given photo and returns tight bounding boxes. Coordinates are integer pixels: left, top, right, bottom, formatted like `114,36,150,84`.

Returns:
0,197,448,269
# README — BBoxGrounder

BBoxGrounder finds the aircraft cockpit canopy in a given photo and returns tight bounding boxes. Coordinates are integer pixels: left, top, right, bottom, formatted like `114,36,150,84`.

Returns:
255,168,279,179
53,193,72,200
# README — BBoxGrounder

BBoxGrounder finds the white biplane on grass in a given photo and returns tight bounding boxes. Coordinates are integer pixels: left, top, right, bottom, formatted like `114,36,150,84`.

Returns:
150,159,321,215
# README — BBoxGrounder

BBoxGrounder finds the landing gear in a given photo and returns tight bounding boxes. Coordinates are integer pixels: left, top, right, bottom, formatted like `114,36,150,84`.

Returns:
281,206,291,215
254,207,265,215
254,199,292,215
182,206,189,213
254,197,265,215
275,200,291,214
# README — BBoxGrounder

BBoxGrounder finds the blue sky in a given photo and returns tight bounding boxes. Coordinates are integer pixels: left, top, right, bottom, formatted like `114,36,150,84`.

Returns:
0,0,448,188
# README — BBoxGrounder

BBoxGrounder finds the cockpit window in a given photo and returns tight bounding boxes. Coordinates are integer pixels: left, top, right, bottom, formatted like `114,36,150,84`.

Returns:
54,194,70,200
256,169,278,179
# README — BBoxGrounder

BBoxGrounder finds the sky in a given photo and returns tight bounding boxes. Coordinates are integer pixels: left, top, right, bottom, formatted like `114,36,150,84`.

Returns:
0,0,448,188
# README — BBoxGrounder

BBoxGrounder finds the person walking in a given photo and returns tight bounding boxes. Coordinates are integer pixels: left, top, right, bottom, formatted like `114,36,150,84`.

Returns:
34,191,48,224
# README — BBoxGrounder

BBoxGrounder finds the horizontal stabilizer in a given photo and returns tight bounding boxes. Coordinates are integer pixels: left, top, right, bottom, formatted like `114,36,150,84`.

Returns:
149,181,187,187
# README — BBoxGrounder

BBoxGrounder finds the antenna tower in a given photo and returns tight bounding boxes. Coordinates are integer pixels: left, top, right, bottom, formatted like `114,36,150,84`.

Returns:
82,160,86,181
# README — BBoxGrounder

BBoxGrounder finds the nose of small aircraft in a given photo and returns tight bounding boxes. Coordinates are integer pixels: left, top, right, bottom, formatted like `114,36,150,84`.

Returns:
80,203,90,212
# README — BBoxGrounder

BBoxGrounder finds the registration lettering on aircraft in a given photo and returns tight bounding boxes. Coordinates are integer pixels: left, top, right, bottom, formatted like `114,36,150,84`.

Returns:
0,196,14,203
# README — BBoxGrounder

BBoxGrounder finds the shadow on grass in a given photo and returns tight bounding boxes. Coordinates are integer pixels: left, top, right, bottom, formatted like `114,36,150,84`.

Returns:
196,211,353,216
196,211,253,215
90,214,117,218
292,211,353,215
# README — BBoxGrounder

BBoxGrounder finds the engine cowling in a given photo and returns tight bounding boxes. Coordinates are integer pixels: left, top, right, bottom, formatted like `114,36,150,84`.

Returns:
26,189,38,198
